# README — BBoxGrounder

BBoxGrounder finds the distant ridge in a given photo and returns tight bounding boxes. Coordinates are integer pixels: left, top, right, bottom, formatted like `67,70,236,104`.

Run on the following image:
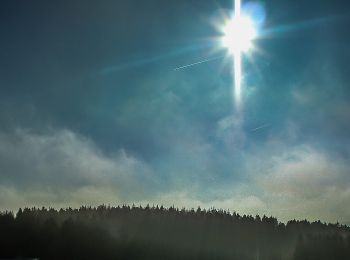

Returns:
1,205,349,259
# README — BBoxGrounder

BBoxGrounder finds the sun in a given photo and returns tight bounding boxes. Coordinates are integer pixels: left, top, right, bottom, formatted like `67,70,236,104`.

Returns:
222,15,257,54
217,0,261,109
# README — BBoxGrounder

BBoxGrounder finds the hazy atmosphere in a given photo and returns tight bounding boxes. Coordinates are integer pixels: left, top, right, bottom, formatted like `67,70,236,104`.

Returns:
1,0,350,224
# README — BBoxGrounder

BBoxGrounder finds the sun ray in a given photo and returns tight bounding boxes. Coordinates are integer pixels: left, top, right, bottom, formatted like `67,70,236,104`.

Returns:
234,0,242,110
220,0,257,110
234,50,242,109
235,0,241,17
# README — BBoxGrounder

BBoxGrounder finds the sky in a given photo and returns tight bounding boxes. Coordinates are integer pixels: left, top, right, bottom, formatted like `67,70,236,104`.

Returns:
1,0,350,223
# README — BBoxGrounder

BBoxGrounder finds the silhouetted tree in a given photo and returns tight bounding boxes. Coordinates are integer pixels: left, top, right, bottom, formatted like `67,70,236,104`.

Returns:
0,205,349,259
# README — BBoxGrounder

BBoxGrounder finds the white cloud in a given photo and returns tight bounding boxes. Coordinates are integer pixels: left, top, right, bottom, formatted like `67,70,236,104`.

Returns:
0,128,156,211
138,191,266,216
249,144,350,223
1,126,350,225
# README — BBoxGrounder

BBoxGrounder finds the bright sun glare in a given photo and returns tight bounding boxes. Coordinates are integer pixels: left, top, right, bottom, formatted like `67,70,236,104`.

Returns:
220,0,258,109
222,15,257,54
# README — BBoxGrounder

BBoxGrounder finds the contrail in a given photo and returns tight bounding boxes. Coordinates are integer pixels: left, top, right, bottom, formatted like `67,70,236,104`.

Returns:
251,123,270,132
173,56,222,71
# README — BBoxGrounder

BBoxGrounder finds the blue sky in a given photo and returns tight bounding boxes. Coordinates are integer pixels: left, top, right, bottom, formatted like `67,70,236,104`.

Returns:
1,0,350,223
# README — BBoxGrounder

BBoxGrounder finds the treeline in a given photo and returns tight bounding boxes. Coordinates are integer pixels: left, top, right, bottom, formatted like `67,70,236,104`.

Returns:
0,205,349,259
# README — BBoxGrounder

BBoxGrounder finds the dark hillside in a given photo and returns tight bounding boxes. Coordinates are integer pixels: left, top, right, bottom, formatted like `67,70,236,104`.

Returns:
0,205,349,259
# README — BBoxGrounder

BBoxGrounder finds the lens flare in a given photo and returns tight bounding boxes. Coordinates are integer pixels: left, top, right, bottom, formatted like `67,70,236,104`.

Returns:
221,0,258,110
222,16,257,54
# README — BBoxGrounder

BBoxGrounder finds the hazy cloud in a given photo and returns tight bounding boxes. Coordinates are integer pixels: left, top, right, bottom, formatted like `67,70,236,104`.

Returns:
246,143,350,223
0,129,158,211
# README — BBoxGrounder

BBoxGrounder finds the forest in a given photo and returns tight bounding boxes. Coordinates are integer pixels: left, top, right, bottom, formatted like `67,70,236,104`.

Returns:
0,205,349,259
